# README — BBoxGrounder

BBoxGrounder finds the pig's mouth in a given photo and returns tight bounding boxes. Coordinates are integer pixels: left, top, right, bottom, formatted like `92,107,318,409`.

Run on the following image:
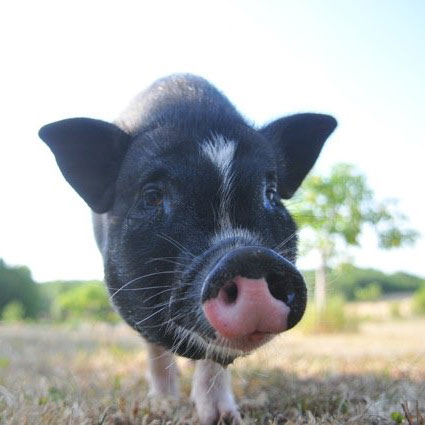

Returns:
169,322,278,366
217,331,276,352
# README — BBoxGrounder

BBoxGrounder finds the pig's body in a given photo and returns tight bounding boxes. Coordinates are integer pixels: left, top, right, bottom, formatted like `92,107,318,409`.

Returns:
40,74,336,424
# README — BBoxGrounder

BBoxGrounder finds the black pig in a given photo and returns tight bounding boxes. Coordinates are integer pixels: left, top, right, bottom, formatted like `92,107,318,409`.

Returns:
39,74,336,424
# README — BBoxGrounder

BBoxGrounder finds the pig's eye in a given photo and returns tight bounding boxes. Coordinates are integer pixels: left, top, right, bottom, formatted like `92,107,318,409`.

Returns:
143,188,164,208
265,186,280,208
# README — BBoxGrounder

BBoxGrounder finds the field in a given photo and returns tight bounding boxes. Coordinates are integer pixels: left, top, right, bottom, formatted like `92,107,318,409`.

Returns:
0,317,424,425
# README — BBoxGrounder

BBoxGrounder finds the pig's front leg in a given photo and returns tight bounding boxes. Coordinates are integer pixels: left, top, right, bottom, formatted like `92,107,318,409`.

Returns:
191,359,242,425
146,342,180,397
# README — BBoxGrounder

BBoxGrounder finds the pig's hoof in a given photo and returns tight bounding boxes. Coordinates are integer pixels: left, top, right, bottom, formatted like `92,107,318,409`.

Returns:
192,393,242,425
218,410,243,425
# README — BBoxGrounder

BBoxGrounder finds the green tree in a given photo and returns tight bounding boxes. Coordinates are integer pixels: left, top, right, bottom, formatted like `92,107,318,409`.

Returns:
0,259,42,319
293,163,418,311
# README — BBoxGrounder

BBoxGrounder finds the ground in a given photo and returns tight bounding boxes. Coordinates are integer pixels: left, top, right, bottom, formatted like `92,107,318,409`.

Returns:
0,318,424,424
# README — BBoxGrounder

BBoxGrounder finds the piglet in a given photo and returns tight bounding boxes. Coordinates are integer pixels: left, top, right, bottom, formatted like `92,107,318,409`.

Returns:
39,74,336,424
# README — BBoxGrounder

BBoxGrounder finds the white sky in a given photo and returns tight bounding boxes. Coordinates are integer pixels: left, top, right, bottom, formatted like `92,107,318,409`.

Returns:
1,0,424,282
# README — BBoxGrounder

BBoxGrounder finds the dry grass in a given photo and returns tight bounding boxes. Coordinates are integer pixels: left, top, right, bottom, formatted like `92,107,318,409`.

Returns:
0,318,424,424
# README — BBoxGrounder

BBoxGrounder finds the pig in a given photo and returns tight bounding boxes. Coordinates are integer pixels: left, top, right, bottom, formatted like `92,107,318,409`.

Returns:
39,74,336,424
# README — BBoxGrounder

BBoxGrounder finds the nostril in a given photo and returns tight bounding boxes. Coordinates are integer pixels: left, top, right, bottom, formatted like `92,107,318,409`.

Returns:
267,273,295,306
219,281,238,304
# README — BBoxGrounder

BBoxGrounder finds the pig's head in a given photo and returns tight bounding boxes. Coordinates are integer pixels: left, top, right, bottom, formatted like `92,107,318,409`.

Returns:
39,75,336,366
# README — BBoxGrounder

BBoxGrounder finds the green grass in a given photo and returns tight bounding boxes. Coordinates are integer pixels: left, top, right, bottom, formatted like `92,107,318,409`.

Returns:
0,319,424,424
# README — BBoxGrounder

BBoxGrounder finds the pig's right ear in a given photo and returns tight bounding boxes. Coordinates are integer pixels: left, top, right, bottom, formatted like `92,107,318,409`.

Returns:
39,118,131,213
261,113,337,199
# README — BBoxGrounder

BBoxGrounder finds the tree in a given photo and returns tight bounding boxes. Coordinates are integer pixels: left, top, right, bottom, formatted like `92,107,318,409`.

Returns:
292,163,418,312
0,259,42,319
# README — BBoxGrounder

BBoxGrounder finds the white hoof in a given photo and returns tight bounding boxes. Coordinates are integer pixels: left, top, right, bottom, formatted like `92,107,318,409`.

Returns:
191,360,242,425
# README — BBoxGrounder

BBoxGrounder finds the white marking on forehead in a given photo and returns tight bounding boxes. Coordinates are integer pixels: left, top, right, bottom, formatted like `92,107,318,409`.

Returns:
202,134,236,175
201,135,237,230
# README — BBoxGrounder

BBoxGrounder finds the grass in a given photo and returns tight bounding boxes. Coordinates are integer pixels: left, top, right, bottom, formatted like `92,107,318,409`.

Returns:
0,317,424,424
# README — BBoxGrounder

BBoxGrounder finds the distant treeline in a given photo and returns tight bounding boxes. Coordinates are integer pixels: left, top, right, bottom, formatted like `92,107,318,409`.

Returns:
0,259,118,322
303,262,424,301
0,258,424,322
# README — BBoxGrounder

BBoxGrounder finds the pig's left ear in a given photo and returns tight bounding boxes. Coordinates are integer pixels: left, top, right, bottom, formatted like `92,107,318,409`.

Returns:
39,118,131,213
260,113,337,199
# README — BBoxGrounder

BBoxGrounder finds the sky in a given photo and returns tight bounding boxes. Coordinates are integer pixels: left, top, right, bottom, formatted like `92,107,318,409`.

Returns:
1,0,424,282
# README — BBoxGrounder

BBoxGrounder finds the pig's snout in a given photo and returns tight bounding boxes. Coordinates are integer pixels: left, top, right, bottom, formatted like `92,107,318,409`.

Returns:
203,276,290,339
201,247,306,341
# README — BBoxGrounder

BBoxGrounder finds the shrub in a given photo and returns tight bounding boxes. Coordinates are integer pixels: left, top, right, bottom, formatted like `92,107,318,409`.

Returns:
299,296,358,334
54,282,119,323
1,301,25,322
353,282,382,301
413,285,425,315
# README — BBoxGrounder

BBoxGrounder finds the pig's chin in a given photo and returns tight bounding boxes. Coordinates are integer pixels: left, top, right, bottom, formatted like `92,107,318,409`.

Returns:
216,331,275,353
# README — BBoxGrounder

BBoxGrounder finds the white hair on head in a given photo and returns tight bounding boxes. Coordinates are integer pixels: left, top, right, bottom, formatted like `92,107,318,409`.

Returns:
201,135,237,230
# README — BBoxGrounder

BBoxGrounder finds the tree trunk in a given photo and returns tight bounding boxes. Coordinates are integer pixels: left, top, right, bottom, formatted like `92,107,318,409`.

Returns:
315,251,327,313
